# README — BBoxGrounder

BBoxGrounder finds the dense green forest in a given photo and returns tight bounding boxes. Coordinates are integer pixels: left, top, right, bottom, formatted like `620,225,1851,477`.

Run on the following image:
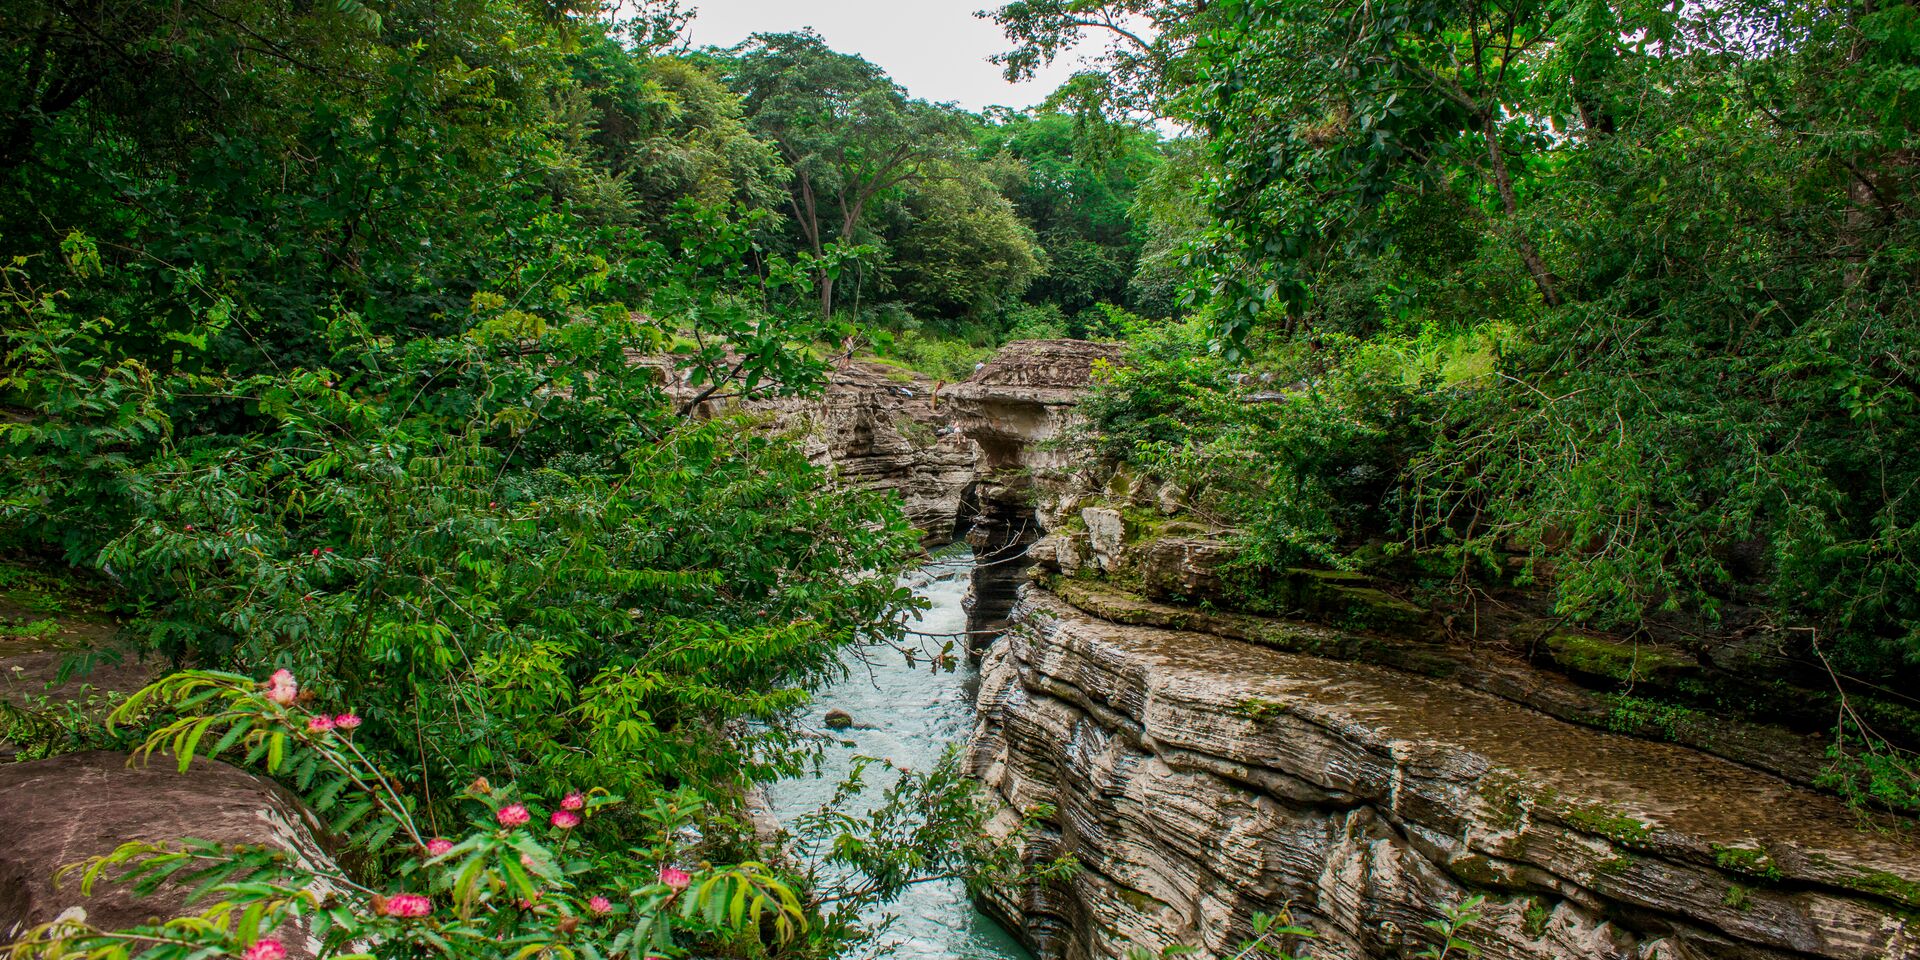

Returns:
1,0,1916,957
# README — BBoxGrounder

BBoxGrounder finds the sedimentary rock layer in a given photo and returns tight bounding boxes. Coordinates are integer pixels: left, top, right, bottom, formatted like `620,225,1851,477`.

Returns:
969,589,1920,960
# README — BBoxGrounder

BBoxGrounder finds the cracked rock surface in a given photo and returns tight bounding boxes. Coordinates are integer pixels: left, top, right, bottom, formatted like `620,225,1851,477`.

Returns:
968,589,1920,960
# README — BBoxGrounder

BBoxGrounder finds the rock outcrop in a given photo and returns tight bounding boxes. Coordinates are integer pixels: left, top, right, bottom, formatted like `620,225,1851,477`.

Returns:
945,339,1125,536
667,339,1120,546
0,751,335,954
969,589,1920,960
684,359,980,542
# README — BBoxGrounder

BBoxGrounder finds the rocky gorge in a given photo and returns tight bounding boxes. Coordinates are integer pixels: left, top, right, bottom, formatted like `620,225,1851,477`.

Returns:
4,339,1917,959
743,340,1920,960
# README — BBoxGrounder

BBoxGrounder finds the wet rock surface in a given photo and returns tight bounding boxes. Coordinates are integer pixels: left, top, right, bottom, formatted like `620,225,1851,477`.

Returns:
0,751,335,954
969,588,1920,960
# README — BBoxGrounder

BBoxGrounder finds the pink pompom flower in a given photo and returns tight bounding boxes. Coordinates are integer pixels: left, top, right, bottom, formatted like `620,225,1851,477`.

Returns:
243,940,287,960
382,893,432,918
587,896,613,916
496,804,530,828
333,713,362,730
264,669,298,706
550,810,580,829
658,866,690,892
306,715,334,734
425,838,454,857
560,791,586,811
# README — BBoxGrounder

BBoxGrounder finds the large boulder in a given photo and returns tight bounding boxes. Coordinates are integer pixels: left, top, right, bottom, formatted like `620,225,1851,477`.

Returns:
0,751,335,952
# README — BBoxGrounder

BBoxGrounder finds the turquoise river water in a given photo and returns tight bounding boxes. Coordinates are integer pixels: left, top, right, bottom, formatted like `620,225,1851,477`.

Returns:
765,546,1033,960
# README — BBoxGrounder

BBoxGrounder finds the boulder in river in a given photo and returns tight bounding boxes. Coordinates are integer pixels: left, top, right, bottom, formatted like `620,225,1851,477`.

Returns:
823,708,854,730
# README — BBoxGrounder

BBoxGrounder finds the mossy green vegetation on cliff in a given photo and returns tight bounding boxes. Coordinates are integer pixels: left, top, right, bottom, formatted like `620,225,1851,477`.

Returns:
1050,0,1920,814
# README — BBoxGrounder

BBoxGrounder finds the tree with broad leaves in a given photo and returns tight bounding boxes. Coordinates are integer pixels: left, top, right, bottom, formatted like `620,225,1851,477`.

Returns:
723,31,975,321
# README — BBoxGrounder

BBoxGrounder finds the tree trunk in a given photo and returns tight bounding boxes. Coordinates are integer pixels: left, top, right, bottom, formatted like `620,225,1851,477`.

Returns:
1483,113,1562,308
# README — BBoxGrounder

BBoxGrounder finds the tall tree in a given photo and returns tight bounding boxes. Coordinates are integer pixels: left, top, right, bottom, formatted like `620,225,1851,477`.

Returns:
724,31,972,319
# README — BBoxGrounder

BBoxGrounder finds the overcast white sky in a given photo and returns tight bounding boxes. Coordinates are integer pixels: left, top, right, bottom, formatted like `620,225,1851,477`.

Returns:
680,0,1091,111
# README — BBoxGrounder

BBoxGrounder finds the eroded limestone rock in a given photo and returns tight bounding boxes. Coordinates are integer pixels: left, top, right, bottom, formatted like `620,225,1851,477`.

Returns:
969,588,1920,960
947,340,1125,532
665,358,978,542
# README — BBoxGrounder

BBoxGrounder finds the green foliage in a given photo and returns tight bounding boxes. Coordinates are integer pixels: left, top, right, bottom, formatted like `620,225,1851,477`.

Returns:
1602,695,1704,743
982,1,1219,123
1081,323,1438,574
976,111,1170,318
0,688,142,762
0,4,1052,955
870,329,996,382
1177,0,1920,682
883,173,1044,318
8,672,806,960
4,249,919,809
722,31,996,322
570,42,789,223
1019,0,1920,810
1414,895,1484,959
1122,908,1317,959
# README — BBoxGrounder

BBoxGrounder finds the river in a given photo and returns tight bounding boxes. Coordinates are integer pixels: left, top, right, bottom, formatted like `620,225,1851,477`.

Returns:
765,545,1033,960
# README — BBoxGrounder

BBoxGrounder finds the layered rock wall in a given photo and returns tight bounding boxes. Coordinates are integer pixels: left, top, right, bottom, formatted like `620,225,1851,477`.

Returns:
682,359,979,541
969,591,1920,960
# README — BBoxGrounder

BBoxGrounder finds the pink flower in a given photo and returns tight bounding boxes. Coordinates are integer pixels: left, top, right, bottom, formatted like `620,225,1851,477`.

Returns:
550,810,580,829
587,895,613,916
496,804,530,828
243,940,287,960
560,792,585,811
306,715,334,733
519,853,537,870
333,713,362,730
310,548,320,557
383,893,432,918
265,669,298,706
658,866,690,891
425,838,454,857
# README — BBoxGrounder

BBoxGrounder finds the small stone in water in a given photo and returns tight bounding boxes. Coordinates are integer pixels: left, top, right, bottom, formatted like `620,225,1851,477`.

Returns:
823,709,853,730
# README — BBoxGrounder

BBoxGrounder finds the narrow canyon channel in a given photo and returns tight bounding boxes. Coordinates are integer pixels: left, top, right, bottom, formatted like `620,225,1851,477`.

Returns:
766,544,1034,960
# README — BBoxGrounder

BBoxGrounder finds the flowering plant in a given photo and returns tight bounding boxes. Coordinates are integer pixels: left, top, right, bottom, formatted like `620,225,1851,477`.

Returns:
3,670,803,960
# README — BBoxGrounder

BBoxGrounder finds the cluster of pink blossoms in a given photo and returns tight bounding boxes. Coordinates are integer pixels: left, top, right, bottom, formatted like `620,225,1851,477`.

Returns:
425,838,455,857
381,893,432,918
658,866,690,892
587,896,613,917
242,939,286,960
496,803,531,828
550,810,580,829
305,713,360,734
264,670,298,706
